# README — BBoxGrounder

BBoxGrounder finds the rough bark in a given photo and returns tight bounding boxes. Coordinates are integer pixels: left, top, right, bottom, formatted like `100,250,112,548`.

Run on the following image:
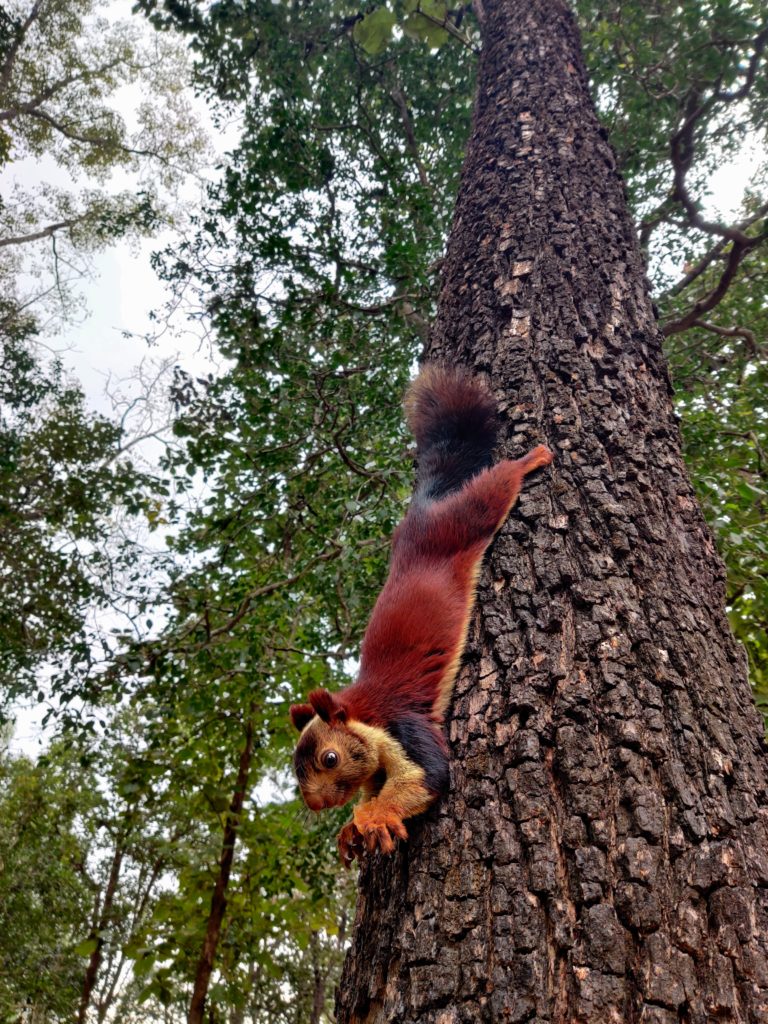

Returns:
189,719,254,1024
336,1,768,1021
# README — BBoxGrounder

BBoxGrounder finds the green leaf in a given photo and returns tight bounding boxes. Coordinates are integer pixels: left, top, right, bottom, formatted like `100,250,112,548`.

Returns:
352,8,396,55
74,938,99,957
402,0,450,47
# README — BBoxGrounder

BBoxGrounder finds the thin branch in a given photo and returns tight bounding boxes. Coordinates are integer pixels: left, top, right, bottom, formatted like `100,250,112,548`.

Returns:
664,71,768,336
414,4,478,51
389,84,429,188
155,538,380,656
332,433,379,479
714,26,768,103
21,106,113,146
669,28,768,245
663,244,737,336
666,236,729,297
0,58,126,123
666,202,768,297
51,232,66,306
0,0,43,94
638,199,675,249
337,291,419,315
687,318,758,353
0,217,79,248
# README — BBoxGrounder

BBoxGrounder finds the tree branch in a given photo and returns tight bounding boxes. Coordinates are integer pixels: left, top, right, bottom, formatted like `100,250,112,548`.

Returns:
687,318,758,354
21,106,114,147
669,28,768,245
414,4,478,51
389,83,429,188
666,237,729,297
665,202,768,298
663,243,744,336
0,0,43,95
152,537,381,657
638,199,675,250
0,217,79,248
0,58,126,123
664,69,768,337
714,26,768,103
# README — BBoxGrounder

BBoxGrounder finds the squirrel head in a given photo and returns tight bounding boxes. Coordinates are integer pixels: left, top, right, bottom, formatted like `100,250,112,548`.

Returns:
290,689,377,812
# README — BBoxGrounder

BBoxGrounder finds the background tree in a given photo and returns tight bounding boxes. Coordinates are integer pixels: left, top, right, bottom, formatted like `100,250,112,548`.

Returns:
0,0,208,330
0,0,205,721
0,298,161,707
0,744,95,1022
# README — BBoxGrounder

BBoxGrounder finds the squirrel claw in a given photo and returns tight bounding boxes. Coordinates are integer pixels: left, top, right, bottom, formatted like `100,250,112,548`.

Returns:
365,825,392,854
522,444,554,472
337,808,409,864
353,806,408,856
337,821,365,868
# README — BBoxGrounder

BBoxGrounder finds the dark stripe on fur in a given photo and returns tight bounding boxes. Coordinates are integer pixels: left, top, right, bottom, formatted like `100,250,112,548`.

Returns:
293,732,317,785
387,713,449,797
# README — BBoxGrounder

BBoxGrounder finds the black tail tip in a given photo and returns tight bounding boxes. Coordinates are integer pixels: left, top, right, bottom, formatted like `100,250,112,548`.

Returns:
404,363,498,450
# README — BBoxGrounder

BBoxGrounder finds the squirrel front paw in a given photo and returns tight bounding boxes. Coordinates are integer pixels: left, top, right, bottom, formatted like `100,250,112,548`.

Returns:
353,803,408,855
338,805,409,866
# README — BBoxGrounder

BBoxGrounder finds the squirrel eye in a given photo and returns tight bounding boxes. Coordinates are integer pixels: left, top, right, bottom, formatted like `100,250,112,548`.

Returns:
321,750,339,769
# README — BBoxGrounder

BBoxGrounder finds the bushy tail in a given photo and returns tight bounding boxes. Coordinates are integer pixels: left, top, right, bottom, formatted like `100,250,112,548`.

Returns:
404,363,499,502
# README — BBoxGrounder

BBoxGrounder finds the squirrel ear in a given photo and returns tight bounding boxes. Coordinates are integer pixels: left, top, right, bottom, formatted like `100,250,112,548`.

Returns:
308,688,342,724
290,703,315,731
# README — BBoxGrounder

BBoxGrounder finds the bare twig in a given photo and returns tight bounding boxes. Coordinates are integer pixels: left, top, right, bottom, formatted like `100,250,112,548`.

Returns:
687,318,758,353
0,217,79,248
389,83,429,188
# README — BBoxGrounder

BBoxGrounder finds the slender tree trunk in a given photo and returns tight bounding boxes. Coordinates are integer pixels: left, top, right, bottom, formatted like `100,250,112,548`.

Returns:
189,719,255,1024
78,838,125,1024
336,1,768,1021
309,931,327,1024
97,855,166,1022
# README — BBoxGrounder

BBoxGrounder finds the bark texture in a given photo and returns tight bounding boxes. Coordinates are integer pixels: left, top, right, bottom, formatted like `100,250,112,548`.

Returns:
336,1,768,1021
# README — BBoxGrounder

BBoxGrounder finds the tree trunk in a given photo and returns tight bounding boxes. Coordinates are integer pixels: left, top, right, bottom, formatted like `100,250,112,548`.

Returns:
309,931,327,1024
336,1,768,1021
189,718,254,1024
78,837,125,1024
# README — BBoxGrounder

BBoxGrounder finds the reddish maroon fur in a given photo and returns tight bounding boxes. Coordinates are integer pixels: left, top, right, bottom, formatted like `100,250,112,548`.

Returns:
291,363,552,741
290,366,553,865
329,453,549,728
